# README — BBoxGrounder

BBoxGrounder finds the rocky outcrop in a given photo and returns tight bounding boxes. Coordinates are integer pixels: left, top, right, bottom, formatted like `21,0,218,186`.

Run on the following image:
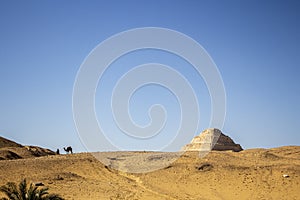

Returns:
0,135,55,160
182,128,243,152
0,136,23,148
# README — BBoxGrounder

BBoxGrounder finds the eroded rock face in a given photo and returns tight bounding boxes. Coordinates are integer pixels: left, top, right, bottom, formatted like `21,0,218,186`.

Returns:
182,128,243,152
0,136,55,160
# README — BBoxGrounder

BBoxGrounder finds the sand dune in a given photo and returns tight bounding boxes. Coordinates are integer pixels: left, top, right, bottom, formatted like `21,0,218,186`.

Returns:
0,146,299,200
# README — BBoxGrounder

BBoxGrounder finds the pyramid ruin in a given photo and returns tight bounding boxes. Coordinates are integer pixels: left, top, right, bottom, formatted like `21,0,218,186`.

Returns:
182,128,243,152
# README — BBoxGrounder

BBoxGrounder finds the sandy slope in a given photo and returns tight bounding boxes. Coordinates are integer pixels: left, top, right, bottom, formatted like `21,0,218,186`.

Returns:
0,136,55,160
0,146,299,200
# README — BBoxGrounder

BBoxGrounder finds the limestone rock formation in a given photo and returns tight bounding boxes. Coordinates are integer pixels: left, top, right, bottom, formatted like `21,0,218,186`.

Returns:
0,135,55,160
0,136,23,148
182,128,243,152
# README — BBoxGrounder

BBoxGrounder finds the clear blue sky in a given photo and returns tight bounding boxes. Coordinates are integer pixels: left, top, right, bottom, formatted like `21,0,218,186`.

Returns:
0,0,299,152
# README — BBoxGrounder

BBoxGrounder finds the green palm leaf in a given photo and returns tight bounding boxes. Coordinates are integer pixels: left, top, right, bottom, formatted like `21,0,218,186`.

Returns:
0,179,64,200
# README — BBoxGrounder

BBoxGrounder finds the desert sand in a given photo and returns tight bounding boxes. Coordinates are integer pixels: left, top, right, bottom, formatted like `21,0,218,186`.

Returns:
0,145,300,200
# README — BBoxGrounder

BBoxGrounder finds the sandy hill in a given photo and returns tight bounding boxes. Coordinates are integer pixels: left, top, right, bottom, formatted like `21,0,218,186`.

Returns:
0,135,55,160
0,136,23,148
0,146,299,199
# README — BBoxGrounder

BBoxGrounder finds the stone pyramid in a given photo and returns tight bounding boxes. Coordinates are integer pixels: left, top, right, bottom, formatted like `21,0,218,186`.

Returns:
182,128,243,152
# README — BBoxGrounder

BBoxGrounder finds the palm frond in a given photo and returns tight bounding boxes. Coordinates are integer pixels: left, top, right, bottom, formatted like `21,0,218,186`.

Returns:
0,179,64,200
18,179,27,200
0,182,19,200
42,194,64,200
37,187,49,198
27,183,39,200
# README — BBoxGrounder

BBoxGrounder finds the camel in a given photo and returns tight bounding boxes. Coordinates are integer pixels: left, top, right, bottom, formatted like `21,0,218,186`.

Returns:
63,146,73,154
